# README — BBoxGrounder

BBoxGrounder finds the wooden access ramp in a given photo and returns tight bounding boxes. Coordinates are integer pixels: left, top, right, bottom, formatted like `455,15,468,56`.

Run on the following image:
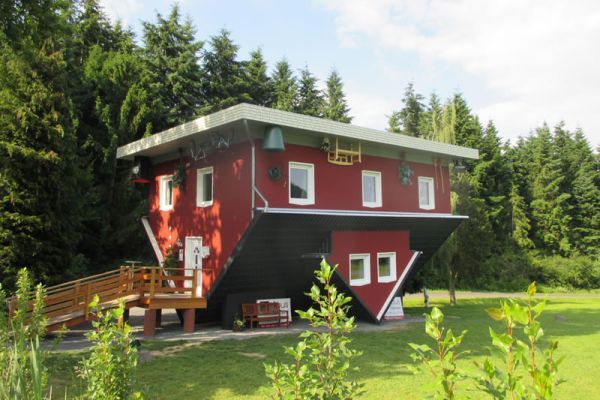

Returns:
8,266,207,336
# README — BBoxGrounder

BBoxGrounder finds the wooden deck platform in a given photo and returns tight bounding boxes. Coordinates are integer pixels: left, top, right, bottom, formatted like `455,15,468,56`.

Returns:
8,266,207,336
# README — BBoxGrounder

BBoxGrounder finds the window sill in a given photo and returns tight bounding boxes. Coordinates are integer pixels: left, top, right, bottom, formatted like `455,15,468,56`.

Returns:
419,205,435,210
377,277,396,283
289,198,315,206
350,279,370,286
363,202,382,208
197,201,213,208
160,206,173,211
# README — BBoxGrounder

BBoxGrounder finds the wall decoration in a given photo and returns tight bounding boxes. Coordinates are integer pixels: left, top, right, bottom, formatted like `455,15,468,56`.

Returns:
268,166,282,181
398,162,414,185
327,137,361,166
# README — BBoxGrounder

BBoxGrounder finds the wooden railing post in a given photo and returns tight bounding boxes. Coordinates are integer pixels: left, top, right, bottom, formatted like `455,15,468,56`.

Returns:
149,268,156,299
84,283,91,320
191,269,198,298
139,267,146,299
73,280,81,308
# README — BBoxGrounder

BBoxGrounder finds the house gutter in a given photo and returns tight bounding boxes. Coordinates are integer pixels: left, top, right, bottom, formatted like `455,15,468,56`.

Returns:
243,119,269,218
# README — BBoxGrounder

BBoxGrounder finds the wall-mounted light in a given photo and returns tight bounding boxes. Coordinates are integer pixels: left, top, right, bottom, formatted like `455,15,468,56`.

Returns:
453,160,467,173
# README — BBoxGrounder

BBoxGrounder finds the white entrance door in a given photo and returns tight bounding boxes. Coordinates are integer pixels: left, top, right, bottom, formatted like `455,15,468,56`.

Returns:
184,236,203,297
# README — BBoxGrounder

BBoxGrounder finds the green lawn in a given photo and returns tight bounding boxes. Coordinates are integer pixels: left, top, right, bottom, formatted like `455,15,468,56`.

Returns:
48,296,600,399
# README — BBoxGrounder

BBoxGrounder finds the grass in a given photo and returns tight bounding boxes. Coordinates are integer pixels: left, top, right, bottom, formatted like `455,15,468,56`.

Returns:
47,296,600,399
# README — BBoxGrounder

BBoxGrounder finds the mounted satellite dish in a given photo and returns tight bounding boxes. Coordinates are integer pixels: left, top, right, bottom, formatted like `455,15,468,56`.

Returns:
262,126,285,152
268,166,282,181
131,156,151,183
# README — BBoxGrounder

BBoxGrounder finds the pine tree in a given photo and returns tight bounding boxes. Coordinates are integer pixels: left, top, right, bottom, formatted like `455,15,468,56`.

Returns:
243,48,271,106
322,69,352,123
271,59,297,112
296,66,324,117
0,0,88,287
142,5,203,129
201,29,251,113
397,82,425,136
510,184,534,249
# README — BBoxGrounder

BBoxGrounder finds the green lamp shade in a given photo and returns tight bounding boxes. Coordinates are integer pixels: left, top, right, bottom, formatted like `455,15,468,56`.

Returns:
262,126,285,152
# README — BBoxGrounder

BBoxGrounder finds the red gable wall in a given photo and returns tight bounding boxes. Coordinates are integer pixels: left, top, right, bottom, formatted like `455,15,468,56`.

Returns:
255,142,451,213
148,142,252,294
331,230,416,319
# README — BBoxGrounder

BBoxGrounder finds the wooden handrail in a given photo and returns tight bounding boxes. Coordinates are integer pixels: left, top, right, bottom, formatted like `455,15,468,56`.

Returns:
8,265,210,328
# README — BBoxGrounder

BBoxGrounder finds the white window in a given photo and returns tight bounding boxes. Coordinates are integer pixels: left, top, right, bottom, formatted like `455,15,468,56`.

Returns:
160,175,173,210
289,162,315,205
377,252,397,283
349,254,371,286
362,170,382,208
196,167,213,207
418,177,435,210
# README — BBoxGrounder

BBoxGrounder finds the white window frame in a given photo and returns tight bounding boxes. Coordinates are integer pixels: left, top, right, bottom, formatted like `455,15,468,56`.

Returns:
196,166,214,208
349,253,371,286
288,162,315,205
362,170,382,208
377,252,397,283
160,175,174,211
418,176,435,210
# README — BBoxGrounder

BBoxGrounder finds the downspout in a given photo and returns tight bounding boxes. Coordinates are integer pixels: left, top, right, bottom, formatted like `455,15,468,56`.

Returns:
141,216,164,265
243,119,269,218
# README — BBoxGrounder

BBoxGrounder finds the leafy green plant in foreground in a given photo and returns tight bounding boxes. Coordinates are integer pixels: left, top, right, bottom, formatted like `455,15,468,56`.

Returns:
477,282,563,399
0,268,49,399
408,307,468,399
265,258,362,399
77,296,142,399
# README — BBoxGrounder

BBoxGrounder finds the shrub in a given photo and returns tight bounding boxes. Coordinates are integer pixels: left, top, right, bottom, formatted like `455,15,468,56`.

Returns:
265,258,362,399
533,255,600,290
0,268,49,399
77,296,142,399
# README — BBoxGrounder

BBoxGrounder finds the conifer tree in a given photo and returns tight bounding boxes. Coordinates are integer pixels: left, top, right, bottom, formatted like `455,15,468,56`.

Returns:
510,184,534,249
142,5,203,130
0,0,88,287
271,59,298,112
322,69,352,123
201,29,251,113
296,66,324,117
393,82,425,136
243,48,271,106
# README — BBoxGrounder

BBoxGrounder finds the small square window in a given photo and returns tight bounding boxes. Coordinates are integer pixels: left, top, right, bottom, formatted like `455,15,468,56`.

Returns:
349,254,371,286
289,162,315,205
160,175,173,211
362,171,382,208
418,177,435,210
377,252,397,283
196,167,213,207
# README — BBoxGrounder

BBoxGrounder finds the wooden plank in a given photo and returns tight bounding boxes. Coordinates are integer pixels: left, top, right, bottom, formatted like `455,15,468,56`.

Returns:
145,297,207,309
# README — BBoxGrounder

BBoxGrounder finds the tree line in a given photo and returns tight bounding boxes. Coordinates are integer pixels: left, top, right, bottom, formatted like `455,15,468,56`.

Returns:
0,0,353,288
391,85,600,293
1,1,598,292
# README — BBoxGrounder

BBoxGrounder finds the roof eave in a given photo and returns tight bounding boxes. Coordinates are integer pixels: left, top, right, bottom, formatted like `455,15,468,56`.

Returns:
116,103,479,161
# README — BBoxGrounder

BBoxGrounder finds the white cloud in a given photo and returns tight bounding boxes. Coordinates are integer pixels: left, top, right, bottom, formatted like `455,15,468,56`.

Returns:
99,0,143,26
320,0,600,144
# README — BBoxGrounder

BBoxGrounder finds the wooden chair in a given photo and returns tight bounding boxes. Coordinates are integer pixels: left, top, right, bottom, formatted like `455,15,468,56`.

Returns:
257,302,289,328
241,303,258,329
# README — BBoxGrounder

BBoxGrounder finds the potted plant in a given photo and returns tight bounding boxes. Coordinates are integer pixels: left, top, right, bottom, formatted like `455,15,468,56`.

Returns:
233,314,245,332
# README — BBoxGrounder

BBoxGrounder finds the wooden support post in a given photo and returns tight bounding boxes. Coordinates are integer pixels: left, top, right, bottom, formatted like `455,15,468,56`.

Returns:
123,308,130,323
183,309,195,333
156,309,162,327
139,268,146,299
73,281,80,308
143,309,157,337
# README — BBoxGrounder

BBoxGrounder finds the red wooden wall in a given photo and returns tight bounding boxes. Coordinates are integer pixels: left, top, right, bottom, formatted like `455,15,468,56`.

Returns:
331,230,416,319
148,142,252,294
255,142,451,213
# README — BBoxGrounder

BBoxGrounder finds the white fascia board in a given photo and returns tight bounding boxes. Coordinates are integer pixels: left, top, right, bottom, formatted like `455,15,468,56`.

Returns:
257,207,469,219
116,103,479,160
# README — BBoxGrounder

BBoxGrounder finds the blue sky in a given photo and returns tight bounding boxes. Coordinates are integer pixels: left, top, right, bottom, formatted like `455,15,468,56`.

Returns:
100,0,600,146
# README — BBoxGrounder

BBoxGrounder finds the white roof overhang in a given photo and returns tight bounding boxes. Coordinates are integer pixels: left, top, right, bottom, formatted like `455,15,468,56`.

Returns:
116,103,479,161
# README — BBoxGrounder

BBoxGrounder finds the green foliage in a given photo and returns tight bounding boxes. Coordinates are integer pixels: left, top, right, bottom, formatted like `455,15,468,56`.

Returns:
387,82,424,136
265,258,362,399
271,59,298,112
0,268,49,399
77,295,141,399
322,70,352,123
532,255,600,290
243,48,271,106
296,66,324,117
408,307,468,399
477,282,562,399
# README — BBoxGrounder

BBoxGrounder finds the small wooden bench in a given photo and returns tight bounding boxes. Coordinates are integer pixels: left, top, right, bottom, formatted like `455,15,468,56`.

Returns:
242,302,289,329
